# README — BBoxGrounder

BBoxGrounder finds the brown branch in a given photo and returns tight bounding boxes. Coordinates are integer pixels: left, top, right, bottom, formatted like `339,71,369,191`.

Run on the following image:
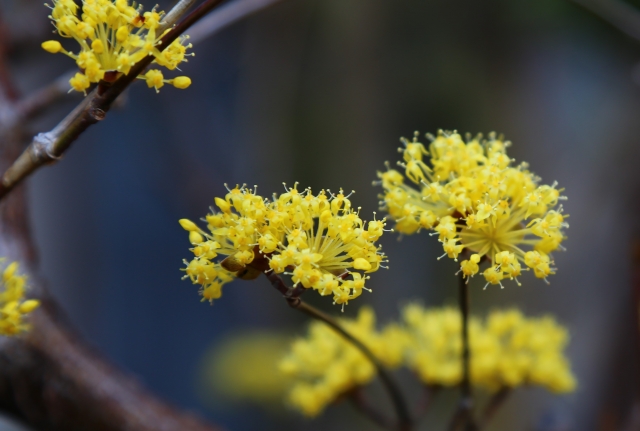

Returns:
12,71,77,123
0,11,19,102
448,271,477,431
349,388,396,431
0,0,229,201
0,105,224,431
0,292,224,431
477,388,510,430
568,0,640,42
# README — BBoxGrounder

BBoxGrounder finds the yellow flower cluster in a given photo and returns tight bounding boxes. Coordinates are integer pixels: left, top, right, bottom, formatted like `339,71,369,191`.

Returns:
0,261,40,336
280,305,574,417
402,305,575,393
42,0,193,93
200,331,294,407
278,307,404,417
180,184,387,307
376,130,568,287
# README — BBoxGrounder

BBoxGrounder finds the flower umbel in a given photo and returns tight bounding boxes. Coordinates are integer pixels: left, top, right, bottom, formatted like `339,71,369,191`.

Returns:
180,184,388,307
42,0,193,93
401,305,576,393
278,306,404,417
376,130,568,287
0,260,40,336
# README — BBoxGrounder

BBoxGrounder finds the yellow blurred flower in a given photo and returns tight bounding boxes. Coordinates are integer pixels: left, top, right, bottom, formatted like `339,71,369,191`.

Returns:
0,260,39,336
279,306,405,416
401,305,576,393
199,331,293,408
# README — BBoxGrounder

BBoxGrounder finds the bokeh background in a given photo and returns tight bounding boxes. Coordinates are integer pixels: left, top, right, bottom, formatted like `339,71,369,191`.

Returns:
1,0,640,429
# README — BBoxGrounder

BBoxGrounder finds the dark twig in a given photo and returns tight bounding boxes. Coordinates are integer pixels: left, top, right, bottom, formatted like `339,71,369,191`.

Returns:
0,12,19,102
262,271,413,431
478,388,511,430
0,0,228,200
13,71,76,122
448,271,477,431
414,385,439,421
349,388,396,430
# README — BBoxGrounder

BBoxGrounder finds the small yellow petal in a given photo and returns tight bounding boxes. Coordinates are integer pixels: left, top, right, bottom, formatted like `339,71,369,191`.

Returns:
42,40,62,54
179,219,199,232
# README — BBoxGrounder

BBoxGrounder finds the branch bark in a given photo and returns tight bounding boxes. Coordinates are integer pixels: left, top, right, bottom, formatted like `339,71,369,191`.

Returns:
0,0,229,201
0,106,224,431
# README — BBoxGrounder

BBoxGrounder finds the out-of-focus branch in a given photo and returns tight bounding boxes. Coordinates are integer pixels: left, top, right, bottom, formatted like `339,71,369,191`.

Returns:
349,388,396,431
0,291,224,431
478,388,510,430
0,11,19,102
568,0,640,42
188,0,284,44
0,0,228,201
13,71,76,122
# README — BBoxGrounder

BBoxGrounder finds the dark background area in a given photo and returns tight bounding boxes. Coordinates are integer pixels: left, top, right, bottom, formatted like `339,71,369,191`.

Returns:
1,0,639,429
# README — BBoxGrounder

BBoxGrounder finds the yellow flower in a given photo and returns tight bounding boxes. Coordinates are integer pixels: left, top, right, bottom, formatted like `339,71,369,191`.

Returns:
0,260,40,336
401,305,576,393
279,306,404,416
199,331,293,407
42,0,193,93
376,130,568,287
180,184,388,307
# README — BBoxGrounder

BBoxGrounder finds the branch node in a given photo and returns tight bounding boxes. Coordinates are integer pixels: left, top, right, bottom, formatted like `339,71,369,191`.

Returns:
88,107,106,122
32,133,60,163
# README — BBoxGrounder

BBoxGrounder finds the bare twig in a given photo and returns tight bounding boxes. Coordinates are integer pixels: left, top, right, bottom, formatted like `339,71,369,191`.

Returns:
0,73,224,431
568,0,640,42
159,0,198,33
188,0,284,44
414,385,439,421
0,0,229,200
0,292,225,431
448,271,477,431
13,71,76,122
349,388,396,431
478,388,510,430
0,11,19,102
262,270,413,431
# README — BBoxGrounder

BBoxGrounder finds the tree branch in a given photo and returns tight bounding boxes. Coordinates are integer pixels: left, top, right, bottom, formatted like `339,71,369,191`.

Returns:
478,388,510,430
349,388,396,431
0,0,229,201
0,83,224,431
0,292,224,431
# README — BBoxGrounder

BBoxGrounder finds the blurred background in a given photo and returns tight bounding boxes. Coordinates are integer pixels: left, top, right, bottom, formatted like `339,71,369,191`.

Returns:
1,0,639,429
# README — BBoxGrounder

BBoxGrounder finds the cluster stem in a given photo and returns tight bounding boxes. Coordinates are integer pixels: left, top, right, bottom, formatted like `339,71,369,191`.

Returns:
263,270,413,431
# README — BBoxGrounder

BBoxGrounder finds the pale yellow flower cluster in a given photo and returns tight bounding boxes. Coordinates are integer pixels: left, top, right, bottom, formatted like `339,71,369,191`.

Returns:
42,0,192,93
0,261,39,336
281,305,575,417
180,184,387,307
402,305,575,393
278,307,404,417
376,130,568,288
